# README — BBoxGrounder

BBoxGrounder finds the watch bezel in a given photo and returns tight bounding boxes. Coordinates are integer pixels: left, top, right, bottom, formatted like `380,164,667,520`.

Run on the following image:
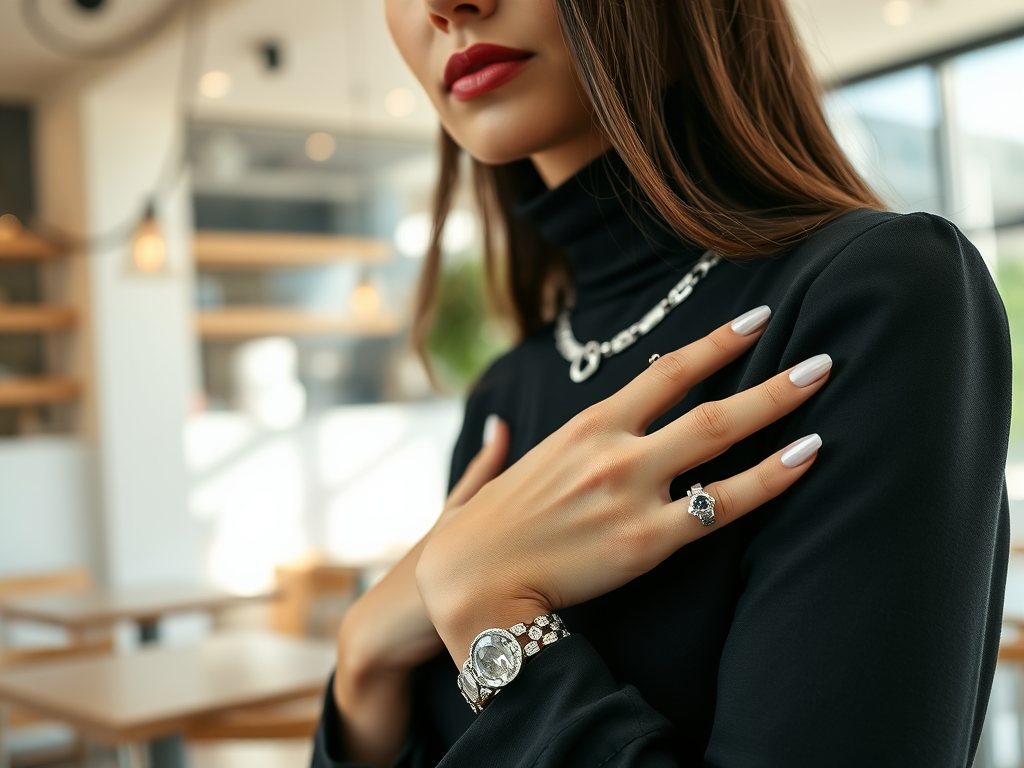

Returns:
469,627,523,688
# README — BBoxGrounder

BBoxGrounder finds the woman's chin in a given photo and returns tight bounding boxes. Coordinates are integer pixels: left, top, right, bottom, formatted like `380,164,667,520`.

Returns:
444,118,587,169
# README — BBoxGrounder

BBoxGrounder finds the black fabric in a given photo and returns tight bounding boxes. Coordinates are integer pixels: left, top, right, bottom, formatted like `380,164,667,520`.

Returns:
312,151,1011,767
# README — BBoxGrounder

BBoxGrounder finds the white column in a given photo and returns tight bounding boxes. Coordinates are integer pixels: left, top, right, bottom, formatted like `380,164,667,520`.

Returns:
75,22,199,589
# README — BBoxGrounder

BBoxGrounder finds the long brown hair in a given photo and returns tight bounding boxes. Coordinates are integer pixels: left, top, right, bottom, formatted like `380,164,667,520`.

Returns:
413,0,882,360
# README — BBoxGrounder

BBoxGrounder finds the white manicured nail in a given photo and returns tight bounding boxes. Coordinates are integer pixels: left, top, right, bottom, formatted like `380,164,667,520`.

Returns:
483,414,499,445
781,434,822,468
789,354,832,387
731,305,772,336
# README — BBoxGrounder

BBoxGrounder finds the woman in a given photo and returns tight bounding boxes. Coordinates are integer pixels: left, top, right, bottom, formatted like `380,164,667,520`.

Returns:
314,0,1011,766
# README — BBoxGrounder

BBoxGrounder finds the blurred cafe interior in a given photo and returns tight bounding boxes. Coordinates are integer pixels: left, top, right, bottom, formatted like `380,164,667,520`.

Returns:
1,0,1024,767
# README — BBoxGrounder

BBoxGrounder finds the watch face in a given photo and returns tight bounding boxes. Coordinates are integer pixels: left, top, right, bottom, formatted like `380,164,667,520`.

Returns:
470,628,523,688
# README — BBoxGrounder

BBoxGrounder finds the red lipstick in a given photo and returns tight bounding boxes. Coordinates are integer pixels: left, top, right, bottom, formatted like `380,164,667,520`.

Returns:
444,43,534,101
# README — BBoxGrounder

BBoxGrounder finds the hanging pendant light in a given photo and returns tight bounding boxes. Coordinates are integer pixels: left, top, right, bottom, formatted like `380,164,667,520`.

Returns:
351,275,381,322
131,200,167,274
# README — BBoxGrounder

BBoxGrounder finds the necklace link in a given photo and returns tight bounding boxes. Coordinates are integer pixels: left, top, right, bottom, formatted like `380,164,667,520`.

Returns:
556,251,721,383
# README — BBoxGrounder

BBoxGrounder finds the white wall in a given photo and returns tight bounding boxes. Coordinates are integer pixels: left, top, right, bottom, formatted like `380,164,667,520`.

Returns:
0,438,92,577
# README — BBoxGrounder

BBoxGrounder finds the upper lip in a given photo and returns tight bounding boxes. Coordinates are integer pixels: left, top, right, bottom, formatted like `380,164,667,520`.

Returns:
443,43,534,91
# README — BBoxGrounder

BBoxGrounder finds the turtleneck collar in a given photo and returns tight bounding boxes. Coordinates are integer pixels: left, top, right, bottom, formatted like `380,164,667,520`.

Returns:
514,149,703,309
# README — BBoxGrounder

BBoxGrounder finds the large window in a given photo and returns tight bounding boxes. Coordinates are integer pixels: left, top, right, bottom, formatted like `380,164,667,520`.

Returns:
827,66,944,215
828,35,1024,463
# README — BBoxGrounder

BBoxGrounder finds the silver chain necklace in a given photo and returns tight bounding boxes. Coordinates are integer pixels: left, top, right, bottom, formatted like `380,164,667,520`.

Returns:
554,250,721,383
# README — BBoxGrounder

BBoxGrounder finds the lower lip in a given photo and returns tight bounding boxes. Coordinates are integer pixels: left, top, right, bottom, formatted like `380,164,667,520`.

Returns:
450,58,532,101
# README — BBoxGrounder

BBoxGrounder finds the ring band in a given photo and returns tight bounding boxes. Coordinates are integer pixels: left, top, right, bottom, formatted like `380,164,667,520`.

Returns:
686,483,716,526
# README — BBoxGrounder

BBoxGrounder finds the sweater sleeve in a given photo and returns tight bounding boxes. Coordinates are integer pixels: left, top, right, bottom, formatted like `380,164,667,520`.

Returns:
423,213,1011,768
703,213,1011,766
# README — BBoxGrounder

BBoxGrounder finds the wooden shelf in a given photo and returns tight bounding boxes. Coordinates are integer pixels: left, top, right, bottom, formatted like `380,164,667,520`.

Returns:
0,377,82,407
196,308,403,339
0,306,78,333
194,232,391,268
0,231,66,261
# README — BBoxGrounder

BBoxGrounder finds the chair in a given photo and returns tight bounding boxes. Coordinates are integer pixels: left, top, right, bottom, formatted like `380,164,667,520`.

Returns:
271,557,360,639
182,557,359,746
0,568,113,768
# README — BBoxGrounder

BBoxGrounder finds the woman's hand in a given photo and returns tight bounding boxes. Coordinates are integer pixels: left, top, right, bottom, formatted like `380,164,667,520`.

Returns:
332,418,509,767
415,307,831,664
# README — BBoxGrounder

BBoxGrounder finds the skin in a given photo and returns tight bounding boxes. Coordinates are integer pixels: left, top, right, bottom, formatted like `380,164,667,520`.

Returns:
332,2,829,766
384,0,610,187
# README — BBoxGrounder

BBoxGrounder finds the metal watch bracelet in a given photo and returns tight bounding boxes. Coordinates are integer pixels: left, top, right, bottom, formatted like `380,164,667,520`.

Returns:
456,613,569,713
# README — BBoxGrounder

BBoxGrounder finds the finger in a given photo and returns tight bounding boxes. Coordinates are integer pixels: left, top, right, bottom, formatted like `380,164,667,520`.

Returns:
609,306,772,435
446,415,510,508
654,433,822,554
647,354,832,477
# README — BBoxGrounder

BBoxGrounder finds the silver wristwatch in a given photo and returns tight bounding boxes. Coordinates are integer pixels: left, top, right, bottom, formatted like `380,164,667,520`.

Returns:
456,613,569,713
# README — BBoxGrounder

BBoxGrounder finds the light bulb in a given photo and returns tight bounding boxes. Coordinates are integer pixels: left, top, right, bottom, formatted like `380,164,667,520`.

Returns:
352,278,381,321
305,132,336,162
0,214,21,242
199,71,233,99
132,209,166,273
883,0,912,26
384,88,416,117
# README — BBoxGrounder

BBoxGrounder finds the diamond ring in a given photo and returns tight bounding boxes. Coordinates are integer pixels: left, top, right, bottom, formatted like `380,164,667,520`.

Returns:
686,484,716,526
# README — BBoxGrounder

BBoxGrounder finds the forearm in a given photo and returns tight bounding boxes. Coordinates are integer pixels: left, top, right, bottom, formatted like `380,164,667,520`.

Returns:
331,540,436,766
332,656,411,768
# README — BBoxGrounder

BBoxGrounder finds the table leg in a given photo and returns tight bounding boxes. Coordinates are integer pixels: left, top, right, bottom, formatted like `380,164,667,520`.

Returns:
0,701,10,768
134,621,187,768
148,736,187,768
138,620,160,645
118,743,151,768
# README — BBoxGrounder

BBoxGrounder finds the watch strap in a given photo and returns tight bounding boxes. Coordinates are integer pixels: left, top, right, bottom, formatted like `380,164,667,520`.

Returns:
457,613,569,713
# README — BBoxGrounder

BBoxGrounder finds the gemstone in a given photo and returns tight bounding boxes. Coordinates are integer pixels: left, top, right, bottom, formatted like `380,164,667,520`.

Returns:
541,632,559,645
524,641,540,656
533,615,550,627
459,670,480,702
471,631,521,687
692,495,710,511
528,625,543,640
509,623,527,636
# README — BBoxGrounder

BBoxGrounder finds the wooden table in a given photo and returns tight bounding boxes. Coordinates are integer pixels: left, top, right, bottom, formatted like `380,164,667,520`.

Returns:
0,584,277,640
0,632,333,768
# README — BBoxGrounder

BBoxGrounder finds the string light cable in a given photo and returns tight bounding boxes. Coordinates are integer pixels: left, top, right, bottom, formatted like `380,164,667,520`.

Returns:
3,0,209,257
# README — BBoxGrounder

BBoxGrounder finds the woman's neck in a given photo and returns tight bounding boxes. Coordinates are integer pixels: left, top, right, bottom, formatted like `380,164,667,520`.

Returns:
530,124,612,188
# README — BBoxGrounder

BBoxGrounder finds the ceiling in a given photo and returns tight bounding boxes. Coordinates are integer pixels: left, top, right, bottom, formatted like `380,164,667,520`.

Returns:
2,0,1023,124
789,0,1024,82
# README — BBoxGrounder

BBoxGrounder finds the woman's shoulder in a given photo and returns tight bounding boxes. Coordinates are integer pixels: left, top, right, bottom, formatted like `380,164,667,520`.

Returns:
802,208,976,271
776,209,1002,319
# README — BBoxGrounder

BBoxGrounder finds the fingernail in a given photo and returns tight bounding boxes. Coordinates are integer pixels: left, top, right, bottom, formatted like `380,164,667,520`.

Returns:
781,433,822,468
731,305,772,336
483,414,499,445
789,354,832,387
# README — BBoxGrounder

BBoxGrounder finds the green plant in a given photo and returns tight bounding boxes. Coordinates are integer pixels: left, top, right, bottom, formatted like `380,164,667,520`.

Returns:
426,257,511,393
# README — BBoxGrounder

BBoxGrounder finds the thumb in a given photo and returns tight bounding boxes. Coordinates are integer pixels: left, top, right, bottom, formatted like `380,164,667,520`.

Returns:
446,415,509,508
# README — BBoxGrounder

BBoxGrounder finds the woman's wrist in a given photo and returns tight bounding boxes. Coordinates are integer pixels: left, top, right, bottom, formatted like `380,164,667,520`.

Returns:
429,591,552,667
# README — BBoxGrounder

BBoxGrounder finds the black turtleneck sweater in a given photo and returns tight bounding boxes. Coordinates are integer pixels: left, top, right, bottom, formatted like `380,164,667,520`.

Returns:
312,153,1011,768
